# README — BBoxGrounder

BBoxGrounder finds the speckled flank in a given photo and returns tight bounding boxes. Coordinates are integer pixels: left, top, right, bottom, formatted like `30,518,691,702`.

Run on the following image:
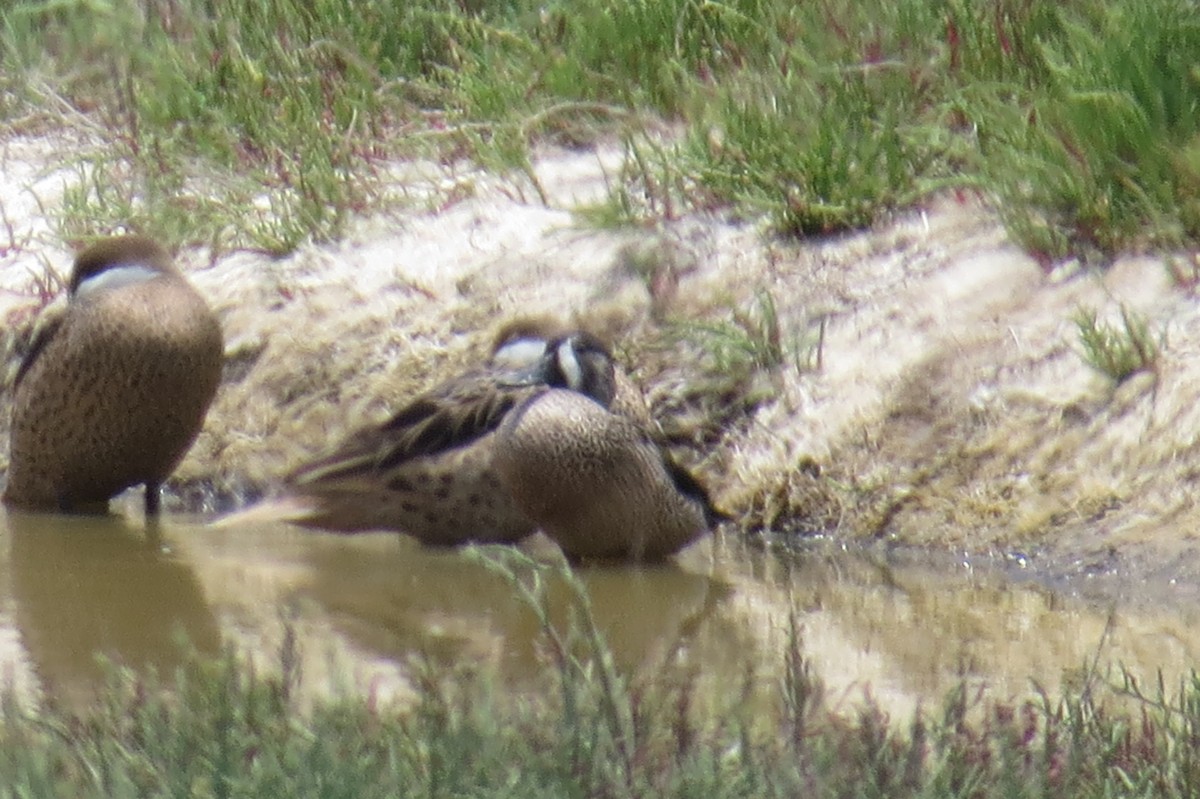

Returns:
4,237,224,512
494,388,715,562
284,428,537,545
276,361,552,546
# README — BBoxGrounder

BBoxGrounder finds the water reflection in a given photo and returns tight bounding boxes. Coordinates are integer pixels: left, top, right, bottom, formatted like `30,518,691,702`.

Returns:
0,514,1197,719
5,511,221,707
302,538,730,678
722,542,1200,718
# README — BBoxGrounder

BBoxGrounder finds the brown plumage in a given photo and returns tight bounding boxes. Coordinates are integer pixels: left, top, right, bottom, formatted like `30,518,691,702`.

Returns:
281,369,548,543
239,330,619,546
494,334,724,563
4,235,224,515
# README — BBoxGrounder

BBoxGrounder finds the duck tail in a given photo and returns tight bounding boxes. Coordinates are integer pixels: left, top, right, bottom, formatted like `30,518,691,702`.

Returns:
208,495,320,529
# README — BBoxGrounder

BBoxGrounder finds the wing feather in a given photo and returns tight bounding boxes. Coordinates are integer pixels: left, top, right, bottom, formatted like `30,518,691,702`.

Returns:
12,313,64,390
289,370,533,487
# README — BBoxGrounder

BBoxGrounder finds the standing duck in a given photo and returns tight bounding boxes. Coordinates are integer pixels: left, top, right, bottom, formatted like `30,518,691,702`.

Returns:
5,236,224,516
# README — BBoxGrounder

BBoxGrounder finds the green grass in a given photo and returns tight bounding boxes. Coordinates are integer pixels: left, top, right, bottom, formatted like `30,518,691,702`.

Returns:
676,0,956,236
1074,305,1161,384
2,551,1200,797
671,290,783,376
975,0,1200,262
4,0,1200,258
2,0,414,252
667,289,825,385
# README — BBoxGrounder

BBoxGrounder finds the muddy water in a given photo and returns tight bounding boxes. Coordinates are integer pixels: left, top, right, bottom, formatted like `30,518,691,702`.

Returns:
1,510,1198,718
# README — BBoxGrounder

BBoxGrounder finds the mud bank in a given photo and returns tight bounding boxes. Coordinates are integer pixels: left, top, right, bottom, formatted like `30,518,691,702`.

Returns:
1,136,1198,597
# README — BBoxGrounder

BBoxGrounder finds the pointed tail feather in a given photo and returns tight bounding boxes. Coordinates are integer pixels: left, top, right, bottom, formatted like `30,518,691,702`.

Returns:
208,495,321,529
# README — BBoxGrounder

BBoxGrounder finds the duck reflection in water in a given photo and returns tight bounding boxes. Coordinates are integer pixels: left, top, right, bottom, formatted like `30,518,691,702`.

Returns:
298,536,732,681
5,511,221,708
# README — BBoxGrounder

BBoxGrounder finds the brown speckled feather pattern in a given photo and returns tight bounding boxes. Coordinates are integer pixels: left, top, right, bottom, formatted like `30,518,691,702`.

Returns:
4,240,223,511
282,366,552,545
493,387,719,562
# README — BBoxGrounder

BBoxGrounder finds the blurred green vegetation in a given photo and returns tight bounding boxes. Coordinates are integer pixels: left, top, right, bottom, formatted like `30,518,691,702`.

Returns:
2,0,1198,258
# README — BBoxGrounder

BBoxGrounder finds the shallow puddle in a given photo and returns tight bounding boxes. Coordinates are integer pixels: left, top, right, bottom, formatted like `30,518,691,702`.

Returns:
1,509,1197,718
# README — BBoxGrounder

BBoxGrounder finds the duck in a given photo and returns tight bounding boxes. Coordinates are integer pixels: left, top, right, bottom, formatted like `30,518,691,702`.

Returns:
229,329,619,546
4,235,224,516
494,332,725,563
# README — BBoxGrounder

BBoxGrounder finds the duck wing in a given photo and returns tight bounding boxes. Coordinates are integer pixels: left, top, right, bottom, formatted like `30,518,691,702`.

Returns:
12,312,64,390
289,368,537,486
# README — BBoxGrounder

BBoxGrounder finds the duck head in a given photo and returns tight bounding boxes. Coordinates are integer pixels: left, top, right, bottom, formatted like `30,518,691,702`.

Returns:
69,236,177,299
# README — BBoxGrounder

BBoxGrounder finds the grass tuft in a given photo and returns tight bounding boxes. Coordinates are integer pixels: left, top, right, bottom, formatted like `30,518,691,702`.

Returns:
1074,305,1161,384
684,65,943,236
672,289,822,379
977,0,1200,261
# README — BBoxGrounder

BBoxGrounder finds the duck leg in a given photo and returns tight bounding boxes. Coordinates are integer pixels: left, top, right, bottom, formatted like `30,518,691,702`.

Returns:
145,482,161,517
